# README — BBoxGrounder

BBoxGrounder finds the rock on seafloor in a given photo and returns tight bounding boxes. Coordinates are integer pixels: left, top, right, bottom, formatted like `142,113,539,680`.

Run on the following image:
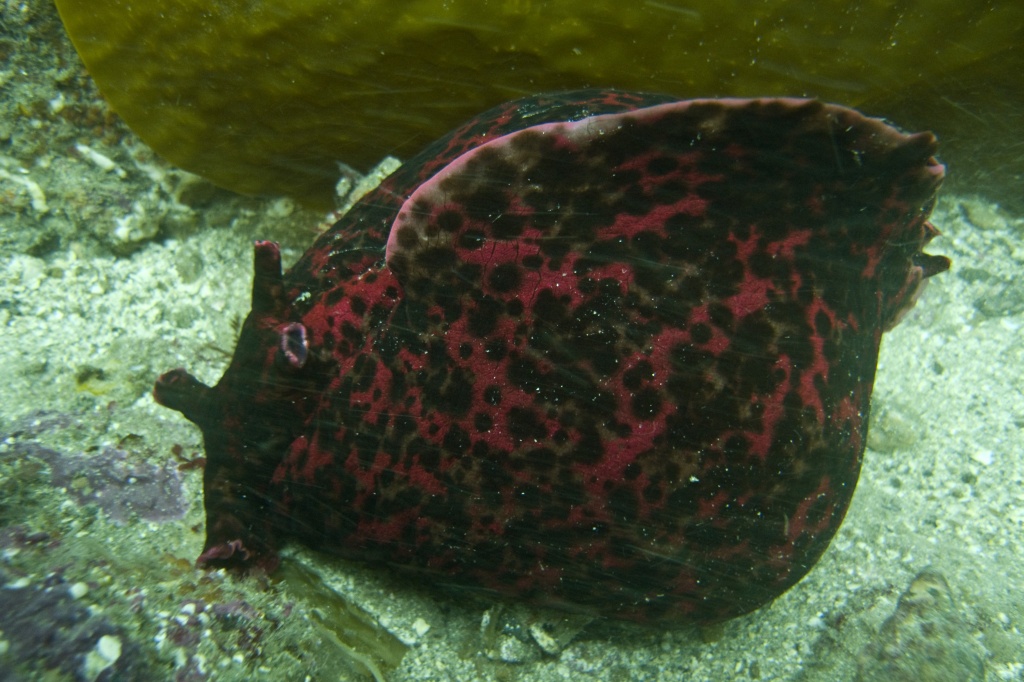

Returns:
0,566,153,679
153,89,949,625
856,570,986,682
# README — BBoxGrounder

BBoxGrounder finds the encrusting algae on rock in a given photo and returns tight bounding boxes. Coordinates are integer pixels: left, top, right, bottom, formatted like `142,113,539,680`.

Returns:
154,90,949,624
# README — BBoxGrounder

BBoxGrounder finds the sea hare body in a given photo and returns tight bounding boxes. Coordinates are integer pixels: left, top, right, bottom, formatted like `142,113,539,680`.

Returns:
155,90,948,624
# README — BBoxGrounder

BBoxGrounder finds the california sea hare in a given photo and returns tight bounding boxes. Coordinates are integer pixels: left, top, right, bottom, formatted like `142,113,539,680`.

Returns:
155,90,949,623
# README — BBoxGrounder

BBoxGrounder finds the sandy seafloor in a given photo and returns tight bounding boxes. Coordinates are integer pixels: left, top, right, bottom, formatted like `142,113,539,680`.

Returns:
1,3,1022,681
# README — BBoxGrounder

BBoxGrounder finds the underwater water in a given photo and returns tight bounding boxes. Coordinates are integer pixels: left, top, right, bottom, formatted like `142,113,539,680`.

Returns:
0,1,1021,680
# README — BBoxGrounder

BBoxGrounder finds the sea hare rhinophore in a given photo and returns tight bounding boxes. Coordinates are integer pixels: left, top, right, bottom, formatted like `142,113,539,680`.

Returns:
155,90,949,623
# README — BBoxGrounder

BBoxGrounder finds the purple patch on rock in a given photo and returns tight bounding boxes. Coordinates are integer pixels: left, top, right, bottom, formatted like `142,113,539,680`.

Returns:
6,443,188,524
1,410,79,440
0,567,153,680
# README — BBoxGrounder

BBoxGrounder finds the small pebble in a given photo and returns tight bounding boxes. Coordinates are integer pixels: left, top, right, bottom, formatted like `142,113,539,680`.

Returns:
970,450,993,466
412,617,430,637
96,635,122,664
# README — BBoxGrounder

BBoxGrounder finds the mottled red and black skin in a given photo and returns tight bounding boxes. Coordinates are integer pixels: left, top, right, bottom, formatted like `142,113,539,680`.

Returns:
155,90,948,624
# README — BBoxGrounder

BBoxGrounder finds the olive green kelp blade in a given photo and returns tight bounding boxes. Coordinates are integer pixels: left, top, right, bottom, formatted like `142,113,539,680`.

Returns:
56,0,1023,207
